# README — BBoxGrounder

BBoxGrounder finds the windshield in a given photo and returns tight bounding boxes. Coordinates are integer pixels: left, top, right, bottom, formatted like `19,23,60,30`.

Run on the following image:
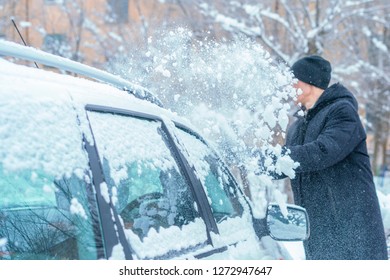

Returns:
174,127,243,223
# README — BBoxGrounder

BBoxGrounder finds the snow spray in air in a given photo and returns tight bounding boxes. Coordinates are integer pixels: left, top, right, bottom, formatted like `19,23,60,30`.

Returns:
108,27,299,217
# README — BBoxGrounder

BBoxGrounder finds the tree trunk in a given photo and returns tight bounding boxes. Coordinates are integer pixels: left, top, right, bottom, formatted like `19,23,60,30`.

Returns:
25,0,29,45
372,124,381,175
381,119,389,168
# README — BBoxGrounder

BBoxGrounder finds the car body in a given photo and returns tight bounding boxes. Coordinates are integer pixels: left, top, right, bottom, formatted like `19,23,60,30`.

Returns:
0,40,308,260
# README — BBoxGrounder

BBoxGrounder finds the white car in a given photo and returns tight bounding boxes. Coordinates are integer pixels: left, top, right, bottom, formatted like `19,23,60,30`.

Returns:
0,40,309,260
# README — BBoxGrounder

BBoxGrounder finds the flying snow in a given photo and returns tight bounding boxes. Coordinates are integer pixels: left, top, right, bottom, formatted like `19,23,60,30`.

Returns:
108,27,299,217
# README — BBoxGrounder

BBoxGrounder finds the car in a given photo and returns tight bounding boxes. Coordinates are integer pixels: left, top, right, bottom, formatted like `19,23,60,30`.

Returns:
0,40,309,260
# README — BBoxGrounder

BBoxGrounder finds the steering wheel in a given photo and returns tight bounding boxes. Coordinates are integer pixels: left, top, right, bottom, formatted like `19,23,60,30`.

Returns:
119,192,165,229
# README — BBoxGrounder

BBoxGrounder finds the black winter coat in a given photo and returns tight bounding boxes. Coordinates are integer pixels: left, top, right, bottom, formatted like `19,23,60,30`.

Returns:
285,83,388,260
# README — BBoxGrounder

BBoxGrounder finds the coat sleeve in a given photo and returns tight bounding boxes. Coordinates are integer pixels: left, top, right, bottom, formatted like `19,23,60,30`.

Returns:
287,102,366,173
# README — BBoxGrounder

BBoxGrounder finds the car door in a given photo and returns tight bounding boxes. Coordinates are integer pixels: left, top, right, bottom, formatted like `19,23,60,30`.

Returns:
85,105,216,259
173,126,267,259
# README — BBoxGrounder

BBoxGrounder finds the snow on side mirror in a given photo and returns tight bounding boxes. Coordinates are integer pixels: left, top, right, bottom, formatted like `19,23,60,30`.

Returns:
266,203,310,241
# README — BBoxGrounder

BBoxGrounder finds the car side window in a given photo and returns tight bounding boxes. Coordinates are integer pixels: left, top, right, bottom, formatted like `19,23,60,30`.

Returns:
174,128,243,223
87,112,208,258
0,102,103,260
0,170,101,260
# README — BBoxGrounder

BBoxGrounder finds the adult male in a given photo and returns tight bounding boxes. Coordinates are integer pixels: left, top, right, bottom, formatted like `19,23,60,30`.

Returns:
282,55,388,259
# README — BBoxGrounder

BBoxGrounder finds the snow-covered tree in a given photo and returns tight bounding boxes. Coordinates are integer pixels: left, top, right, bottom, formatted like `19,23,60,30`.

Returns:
326,0,390,174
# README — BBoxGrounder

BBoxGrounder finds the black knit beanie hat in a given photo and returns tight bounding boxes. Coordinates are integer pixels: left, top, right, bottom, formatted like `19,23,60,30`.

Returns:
291,55,332,89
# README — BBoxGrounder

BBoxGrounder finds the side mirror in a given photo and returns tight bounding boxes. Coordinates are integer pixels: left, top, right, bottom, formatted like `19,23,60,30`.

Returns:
266,203,310,241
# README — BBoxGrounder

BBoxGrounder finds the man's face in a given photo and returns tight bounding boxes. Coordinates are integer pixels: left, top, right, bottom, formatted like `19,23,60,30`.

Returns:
293,80,311,107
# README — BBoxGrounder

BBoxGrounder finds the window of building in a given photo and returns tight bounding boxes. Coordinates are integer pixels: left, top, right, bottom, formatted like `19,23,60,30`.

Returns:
44,0,64,4
43,34,71,58
107,0,129,24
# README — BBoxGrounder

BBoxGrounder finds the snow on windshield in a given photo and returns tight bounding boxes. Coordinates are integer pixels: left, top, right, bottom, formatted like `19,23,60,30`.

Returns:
87,112,177,186
108,28,299,217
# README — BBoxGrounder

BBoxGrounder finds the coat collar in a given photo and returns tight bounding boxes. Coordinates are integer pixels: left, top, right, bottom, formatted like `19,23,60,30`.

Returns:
293,83,358,121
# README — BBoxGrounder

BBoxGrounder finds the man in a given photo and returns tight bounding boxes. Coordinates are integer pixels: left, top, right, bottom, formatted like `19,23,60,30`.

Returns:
281,55,388,259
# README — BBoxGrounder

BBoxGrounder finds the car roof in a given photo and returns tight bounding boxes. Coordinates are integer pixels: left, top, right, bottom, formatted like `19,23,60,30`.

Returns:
0,40,163,107
0,40,195,131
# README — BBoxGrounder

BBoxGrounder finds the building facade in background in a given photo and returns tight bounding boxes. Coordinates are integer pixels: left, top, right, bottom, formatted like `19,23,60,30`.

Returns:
0,0,204,67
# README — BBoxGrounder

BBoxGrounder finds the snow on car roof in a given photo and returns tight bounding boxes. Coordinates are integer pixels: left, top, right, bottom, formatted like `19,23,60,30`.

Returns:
0,40,163,107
